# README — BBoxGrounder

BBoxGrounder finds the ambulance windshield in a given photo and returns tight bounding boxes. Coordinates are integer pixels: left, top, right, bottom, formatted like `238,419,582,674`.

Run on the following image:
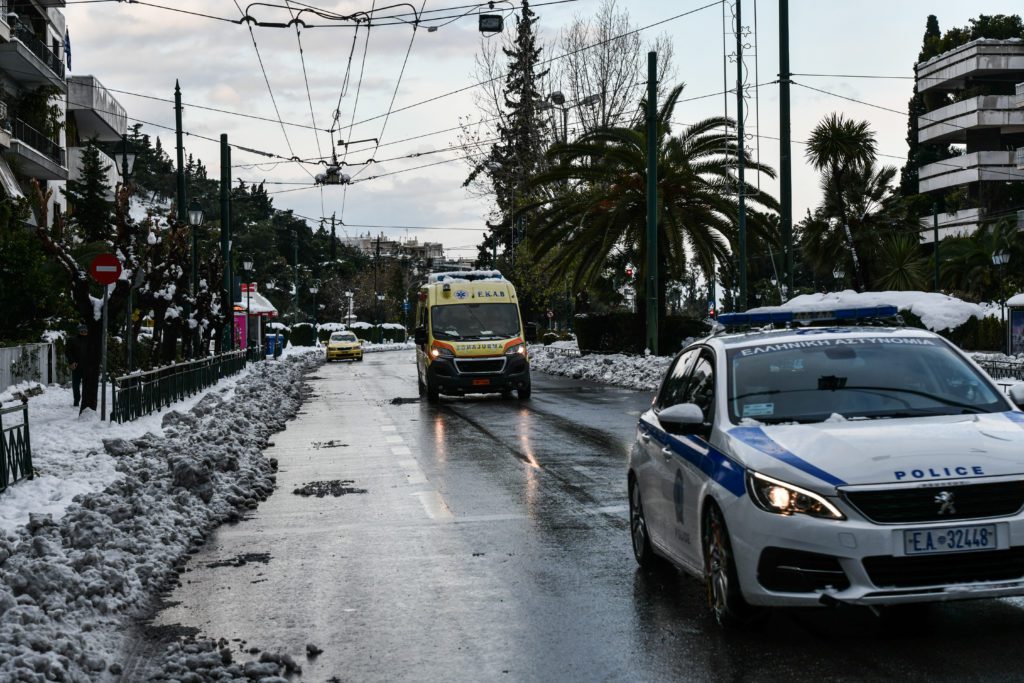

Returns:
432,303,520,341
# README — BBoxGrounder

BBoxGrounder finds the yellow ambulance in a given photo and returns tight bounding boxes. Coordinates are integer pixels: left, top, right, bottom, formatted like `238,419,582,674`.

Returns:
413,271,536,402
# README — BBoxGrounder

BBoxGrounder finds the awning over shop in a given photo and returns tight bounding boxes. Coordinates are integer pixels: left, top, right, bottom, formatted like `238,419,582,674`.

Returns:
234,291,278,316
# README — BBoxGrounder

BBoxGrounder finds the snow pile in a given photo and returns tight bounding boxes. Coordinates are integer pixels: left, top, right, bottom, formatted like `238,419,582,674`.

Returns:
362,341,415,353
748,290,998,332
529,346,670,392
316,322,346,332
129,195,171,224
349,321,372,330
0,354,319,681
381,323,406,330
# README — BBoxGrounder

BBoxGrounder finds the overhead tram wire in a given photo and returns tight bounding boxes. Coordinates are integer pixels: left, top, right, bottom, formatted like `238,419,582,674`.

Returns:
234,0,316,180
76,0,579,28
791,81,1024,182
336,0,377,220
341,0,726,131
351,0,427,181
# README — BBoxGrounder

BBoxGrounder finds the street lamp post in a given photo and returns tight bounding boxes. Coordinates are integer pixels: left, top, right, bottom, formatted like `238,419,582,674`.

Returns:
832,267,845,291
117,141,138,369
344,290,354,326
242,255,254,350
540,92,600,143
376,293,385,343
187,199,205,356
993,250,1011,354
309,280,320,324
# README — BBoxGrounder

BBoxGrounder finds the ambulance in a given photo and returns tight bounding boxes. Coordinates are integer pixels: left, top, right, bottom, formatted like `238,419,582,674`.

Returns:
413,271,536,402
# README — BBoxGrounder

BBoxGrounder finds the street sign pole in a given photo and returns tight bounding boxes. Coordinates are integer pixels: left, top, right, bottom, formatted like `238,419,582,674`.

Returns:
100,285,109,421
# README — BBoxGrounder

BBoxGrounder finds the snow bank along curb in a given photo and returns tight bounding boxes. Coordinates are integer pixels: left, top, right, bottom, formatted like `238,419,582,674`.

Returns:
0,353,320,681
529,346,670,392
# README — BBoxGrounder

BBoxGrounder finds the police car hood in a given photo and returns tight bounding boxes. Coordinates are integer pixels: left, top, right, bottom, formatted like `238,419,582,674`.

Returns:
726,412,1024,492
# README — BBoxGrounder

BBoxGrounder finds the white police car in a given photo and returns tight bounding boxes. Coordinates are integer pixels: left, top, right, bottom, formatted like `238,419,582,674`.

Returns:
627,306,1024,626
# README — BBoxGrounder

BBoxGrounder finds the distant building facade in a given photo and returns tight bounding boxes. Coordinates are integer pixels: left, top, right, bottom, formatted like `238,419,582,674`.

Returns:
915,38,1024,241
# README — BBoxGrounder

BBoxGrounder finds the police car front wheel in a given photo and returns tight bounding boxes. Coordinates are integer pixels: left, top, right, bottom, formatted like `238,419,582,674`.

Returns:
629,477,659,569
702,503,761,627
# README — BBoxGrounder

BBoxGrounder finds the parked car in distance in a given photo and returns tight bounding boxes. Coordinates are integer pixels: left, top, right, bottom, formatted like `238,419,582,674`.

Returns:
628,305,1024,626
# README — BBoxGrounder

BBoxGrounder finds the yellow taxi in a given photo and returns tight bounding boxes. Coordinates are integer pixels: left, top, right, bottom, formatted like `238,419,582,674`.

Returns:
326,331,364,362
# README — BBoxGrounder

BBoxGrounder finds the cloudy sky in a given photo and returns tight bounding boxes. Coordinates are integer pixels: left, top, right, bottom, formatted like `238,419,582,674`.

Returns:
65,0,1015,257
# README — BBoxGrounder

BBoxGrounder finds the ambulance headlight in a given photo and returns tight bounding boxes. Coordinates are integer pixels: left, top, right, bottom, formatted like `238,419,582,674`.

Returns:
430,346,454,359
505,343,526,356
746,471,844,520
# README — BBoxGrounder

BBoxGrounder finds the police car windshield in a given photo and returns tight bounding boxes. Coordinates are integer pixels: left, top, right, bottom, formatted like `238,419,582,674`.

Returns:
727,337,1007,424
432,303,520,341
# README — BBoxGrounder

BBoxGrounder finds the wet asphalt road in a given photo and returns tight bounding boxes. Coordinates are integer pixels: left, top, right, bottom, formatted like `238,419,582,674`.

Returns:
139,351,1024,682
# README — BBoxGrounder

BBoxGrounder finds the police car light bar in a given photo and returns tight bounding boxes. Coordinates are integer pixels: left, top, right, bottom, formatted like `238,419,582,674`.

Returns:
717,305,899,327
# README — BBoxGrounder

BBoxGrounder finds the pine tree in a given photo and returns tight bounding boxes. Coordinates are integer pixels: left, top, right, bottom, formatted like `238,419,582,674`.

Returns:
63,140,113,243
465,0,550,259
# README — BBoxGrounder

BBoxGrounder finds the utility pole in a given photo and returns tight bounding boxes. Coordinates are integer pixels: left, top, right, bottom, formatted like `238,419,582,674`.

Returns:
330,212,337,262
292,229,298,325
174,81,191,355
645,51,659,355
374,236,381,341
735,1,749,311
220,134,232,351
779,0,793,292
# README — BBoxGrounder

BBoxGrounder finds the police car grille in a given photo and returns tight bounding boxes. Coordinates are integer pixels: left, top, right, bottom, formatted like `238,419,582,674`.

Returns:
843,481,1024,524
454,358,505,374
863,547,1024,588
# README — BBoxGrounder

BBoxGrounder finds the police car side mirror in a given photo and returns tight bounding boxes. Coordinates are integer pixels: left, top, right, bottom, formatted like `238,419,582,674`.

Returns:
1010,384,1024,409
525,322,539,343
658,403,705,434
414,327,427,346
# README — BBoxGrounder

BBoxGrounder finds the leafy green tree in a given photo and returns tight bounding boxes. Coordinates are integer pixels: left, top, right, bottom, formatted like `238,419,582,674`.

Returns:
939,219,1021,300
527,84,778,331
63,140,114,243
874,234,929,291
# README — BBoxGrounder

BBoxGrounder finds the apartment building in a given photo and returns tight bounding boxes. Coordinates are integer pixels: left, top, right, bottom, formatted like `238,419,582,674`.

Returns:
915,38,1024,241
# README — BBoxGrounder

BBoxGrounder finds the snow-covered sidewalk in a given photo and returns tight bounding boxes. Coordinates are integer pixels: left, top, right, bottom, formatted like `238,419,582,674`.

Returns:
0,352,320,680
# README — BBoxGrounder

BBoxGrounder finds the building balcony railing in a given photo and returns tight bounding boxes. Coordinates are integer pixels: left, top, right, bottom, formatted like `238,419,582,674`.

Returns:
918,95,1024,144
1017,82,1024,108
1018,147,1024,170
11,118,65,167
12,23,64,80
918,151,1024,193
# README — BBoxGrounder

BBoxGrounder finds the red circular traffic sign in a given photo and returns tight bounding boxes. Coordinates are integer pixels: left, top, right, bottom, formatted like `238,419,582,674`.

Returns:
89,253,122,285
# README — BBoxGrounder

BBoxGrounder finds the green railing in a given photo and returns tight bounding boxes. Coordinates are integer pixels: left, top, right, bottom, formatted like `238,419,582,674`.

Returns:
110,350,250,423
0,399,33,494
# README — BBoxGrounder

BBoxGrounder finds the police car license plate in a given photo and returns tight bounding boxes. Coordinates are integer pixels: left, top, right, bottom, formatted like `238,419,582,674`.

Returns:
903,524,997,555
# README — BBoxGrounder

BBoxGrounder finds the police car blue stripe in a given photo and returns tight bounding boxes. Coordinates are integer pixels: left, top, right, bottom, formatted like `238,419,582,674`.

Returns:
641,421,746,496
728,426,847,487
1004,412,1024,427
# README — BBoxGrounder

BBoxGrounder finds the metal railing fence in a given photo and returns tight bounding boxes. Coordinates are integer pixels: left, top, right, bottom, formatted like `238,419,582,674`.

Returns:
11,117,66,167
978,359,1024,381
110,350,249,423
0,399,33,494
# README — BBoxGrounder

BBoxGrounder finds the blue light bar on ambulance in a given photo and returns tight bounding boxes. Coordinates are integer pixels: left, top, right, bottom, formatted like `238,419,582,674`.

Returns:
717,305,899,327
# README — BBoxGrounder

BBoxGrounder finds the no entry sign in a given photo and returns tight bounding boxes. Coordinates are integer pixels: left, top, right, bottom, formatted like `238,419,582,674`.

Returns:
89,254,122,285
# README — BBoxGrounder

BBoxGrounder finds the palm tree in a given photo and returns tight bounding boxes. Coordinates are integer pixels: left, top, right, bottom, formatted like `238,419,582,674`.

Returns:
800,160,919,286
804,113,877,290
525,84,779,322
874,234,928,291
940,219,1020,301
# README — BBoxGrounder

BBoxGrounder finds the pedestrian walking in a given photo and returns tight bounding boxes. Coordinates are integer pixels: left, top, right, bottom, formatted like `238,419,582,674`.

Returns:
66,323,89,407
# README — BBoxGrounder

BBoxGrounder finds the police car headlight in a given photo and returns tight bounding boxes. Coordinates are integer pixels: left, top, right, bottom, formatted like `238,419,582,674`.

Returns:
505,343,526,356
746,471,845,520
430,346,454,359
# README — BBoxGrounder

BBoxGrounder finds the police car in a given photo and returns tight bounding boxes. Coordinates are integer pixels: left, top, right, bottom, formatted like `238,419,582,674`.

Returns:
627,306,1024,626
